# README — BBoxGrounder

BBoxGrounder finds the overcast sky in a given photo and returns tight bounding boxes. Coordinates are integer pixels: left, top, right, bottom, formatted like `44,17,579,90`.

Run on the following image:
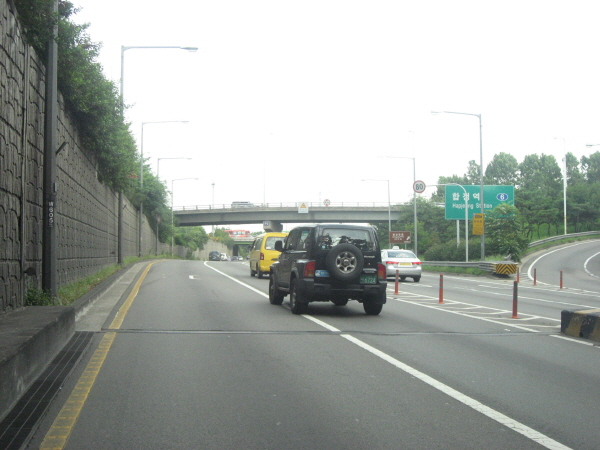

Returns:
72,0,600,215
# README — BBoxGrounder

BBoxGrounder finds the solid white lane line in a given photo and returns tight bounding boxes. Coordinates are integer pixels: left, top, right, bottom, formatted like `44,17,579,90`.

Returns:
341,334,572,450
550,335,598,347
302,315,341,332
584,251,600,279
204,261,269,298
206,261,572,449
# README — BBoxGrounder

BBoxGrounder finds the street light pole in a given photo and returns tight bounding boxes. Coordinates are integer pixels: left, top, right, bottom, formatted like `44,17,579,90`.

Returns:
120,45,197,258
362,179,391,236
432,110,484,260
171,178,199,255
42,0,59,296
554,137,568,235
431,183,469,262
121,46,198,91
154,157,192,254
211,180,215,236
385,156,418,256
139,121,189,257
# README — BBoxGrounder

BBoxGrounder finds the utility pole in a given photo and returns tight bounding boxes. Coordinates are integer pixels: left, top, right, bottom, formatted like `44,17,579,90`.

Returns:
42,0,58,297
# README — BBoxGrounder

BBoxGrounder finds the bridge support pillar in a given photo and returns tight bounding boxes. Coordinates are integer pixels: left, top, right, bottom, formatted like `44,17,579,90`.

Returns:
263,220,283,232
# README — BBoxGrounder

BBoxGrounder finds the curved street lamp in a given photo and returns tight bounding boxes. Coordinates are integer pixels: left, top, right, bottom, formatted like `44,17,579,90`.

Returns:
171,178,199,255
432,110,484,260
138,121,189,256
362,179,391,235
554,137,568,235
384,156,418,256
120,46,198,100
119,44,196,258
429,183,469,262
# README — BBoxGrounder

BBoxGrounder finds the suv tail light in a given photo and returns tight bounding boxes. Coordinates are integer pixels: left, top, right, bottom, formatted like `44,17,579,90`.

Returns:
377,263,386,280
260,253,264,261
304,261,316,278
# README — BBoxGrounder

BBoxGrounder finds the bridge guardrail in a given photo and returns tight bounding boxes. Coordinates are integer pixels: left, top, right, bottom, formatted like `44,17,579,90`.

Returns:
174,202,396,211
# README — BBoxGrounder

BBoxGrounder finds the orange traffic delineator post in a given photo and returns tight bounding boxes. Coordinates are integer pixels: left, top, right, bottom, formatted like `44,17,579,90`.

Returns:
439,274,444,304
394,269,399,295
560,270,563,289
533,268,537,286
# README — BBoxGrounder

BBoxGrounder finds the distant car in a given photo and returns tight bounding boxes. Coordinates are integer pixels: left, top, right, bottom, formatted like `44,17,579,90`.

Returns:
220,253,229,261
381,247,422,282
209,251,221,261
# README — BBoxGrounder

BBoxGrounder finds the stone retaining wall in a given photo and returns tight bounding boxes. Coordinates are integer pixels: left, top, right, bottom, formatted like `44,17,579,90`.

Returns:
0,0,200,313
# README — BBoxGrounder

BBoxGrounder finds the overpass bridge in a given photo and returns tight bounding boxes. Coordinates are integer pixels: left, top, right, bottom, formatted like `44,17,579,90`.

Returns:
173,202,402,232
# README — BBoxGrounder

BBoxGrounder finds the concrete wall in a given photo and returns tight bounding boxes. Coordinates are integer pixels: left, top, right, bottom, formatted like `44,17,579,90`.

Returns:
193,240,229,260
0,0,197,313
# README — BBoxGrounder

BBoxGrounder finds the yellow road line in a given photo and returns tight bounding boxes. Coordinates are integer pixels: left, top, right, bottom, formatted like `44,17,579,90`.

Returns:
40,332,116,449
40,261,158,450
109,262,155,329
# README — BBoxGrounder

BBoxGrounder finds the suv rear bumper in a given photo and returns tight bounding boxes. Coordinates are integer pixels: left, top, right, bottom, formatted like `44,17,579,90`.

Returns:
297,278,387,303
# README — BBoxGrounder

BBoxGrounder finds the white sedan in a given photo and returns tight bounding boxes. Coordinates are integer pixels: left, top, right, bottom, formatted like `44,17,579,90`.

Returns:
381,247,422,282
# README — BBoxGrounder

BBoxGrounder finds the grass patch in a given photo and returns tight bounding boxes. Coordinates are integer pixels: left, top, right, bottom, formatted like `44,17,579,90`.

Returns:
25,253,177,307
57,253,181,305
26,288,56,306
56,264,122,305
422,265,488,275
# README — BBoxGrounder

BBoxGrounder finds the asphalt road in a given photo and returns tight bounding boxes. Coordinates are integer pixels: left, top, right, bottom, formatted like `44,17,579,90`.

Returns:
525,239,600,293
27,243,600,450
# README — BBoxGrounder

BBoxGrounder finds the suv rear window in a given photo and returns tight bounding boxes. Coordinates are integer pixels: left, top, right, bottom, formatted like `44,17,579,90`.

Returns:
318,228,374,251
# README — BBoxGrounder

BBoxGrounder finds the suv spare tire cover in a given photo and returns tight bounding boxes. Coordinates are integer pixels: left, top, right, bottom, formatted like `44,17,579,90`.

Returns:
325,243,364,281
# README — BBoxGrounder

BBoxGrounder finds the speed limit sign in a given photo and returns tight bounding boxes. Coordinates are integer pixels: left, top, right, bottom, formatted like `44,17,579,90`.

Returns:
413,180,426,193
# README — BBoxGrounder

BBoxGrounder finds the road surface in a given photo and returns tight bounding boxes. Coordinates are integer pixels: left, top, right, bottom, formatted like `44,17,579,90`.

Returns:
26,242,600,449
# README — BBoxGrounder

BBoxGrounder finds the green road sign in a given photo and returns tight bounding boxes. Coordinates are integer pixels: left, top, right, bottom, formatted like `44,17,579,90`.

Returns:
445,185,514,220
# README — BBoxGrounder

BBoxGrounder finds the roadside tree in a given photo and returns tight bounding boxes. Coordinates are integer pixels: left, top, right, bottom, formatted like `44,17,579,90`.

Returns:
484,152,520,186
485,204,529,262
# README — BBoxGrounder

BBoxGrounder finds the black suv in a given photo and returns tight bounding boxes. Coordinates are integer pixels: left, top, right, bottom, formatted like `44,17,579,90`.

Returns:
269,224,387,315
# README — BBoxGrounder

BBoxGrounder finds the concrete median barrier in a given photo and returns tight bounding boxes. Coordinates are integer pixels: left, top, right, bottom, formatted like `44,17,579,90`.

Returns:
0,306,75,421
561,308,600,342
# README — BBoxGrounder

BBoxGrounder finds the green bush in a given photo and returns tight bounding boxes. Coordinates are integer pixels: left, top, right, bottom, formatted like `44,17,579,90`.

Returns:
26,288,56,306
422,239,482,261
13,0,174,242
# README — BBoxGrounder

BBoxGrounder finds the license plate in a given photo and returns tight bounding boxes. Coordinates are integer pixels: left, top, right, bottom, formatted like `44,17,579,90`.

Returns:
399,262,412,266
360,274,377,284
315,270,330,277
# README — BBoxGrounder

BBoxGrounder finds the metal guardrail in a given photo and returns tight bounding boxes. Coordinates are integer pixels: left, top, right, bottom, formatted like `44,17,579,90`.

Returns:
174,202,395,211
422,261,494,270
527,231,600,247
423,231,600,272
422,261,516,274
